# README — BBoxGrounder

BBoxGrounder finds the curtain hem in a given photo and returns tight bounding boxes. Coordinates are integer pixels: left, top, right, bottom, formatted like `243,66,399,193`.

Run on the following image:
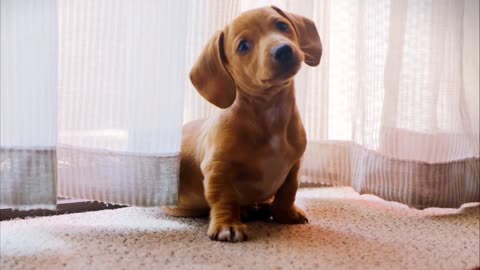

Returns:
0,204,57,211
0,148,57,210
301,141,480,209
57,146,179,207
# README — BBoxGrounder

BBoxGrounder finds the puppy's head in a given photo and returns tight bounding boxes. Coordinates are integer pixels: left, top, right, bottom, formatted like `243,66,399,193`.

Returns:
190,6,322,108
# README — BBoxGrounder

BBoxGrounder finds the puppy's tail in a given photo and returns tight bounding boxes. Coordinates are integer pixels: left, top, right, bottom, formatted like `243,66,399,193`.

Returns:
162,206,209,218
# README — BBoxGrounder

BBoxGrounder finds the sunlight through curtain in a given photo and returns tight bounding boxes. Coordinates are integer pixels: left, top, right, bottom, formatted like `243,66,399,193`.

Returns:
1,0,478,210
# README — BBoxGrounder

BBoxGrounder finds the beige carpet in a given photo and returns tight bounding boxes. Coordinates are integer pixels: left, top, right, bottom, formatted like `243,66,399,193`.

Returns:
1,187,479,270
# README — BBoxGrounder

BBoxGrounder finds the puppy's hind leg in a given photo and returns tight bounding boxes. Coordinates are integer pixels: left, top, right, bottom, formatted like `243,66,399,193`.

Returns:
271,162,308,224
240,201,273,222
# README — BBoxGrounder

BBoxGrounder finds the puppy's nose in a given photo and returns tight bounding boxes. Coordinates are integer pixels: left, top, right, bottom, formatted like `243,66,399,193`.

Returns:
273,44,293,63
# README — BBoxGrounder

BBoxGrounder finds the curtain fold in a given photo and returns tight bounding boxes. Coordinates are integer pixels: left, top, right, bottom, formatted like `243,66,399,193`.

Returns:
1,0,58,209
300,0,480,208
1,0,188,209
55,0,187,206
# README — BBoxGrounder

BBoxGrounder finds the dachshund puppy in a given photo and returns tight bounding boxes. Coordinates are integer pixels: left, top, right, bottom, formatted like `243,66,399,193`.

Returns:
165,6,322,242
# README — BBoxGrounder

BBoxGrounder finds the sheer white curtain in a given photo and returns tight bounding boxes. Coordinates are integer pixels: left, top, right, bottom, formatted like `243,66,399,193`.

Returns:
300,0,479,208
183,0,480,208
1,0,58,209
1,0,479,210
1,0,187,209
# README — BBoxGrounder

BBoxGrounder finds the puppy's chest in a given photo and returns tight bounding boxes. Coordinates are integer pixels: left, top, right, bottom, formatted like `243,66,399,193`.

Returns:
258,134,293,184
231,102,305,203
235,134,297,203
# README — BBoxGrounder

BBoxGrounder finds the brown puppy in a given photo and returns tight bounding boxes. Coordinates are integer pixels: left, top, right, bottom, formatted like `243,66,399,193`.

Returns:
165,6,322,242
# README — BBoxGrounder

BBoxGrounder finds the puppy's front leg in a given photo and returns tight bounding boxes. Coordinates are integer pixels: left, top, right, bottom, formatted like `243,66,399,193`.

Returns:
203,163,247,242
271,162,308,224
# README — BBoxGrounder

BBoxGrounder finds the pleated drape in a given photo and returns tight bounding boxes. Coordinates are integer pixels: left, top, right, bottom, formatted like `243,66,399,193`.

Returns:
1,0,58,209
55,0,188,206
1,0,188,209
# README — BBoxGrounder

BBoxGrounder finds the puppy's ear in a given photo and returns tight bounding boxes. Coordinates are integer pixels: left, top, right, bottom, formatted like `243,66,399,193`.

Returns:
272,6,322,66
190,31,236,109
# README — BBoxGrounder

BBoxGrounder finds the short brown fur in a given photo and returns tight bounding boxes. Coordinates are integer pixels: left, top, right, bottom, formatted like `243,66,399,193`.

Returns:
165,6,322,242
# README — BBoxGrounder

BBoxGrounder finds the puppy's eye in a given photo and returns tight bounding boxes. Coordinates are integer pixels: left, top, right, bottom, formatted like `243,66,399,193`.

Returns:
237,40,251,54
276,21,289,32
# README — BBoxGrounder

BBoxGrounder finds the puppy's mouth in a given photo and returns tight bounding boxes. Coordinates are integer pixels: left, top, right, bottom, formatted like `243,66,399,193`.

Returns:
262,58,301,83
274,58,301,79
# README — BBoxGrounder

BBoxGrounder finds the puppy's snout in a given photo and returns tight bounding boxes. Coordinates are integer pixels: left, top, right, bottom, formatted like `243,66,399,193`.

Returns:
272,44,293,63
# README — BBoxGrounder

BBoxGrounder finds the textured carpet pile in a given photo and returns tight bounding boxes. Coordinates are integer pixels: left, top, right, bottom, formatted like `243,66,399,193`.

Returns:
1,187,479,270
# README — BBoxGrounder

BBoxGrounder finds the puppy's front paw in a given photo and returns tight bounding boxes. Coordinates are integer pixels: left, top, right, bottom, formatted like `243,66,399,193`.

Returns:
272,205,308,224
207,222,248,242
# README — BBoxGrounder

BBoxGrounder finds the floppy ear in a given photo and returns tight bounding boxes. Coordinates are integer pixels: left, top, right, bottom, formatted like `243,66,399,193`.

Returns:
271,6,322,66
189,31,236,109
